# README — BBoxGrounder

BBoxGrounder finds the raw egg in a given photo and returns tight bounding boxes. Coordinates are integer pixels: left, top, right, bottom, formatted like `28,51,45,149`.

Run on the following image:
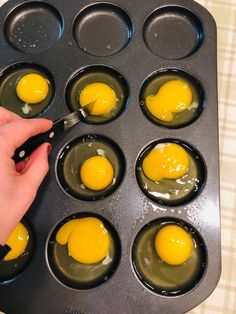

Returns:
56,217,110,264
155,225,193,265
136,140,205,206
47,213,121,290
16,73,49,104
79,82,117,115
80,155,114,190
142,143,189,181
145,80,192,122
132,218,206,296
56,135,125,201
4,223,29,261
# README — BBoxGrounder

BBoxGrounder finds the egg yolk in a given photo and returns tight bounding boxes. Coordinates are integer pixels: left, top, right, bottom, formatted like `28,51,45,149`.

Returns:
79,82,117,115
4,223,29,261
80,155,114,191
155,225,193,265
142,143,189,181
146,80,193,122
16,73,49,104
56,217,110,264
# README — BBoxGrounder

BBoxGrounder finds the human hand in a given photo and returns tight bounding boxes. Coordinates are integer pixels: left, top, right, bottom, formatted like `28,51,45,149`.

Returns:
0,107,53,245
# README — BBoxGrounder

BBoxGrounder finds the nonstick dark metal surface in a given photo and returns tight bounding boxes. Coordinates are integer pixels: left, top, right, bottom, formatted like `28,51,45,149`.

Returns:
0,0,220,313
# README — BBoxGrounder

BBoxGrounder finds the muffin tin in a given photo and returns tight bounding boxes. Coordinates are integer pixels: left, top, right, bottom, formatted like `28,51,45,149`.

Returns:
0,0,220,313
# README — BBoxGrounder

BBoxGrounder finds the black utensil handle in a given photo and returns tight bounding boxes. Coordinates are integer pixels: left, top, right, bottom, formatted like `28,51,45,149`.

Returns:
13,119,65,163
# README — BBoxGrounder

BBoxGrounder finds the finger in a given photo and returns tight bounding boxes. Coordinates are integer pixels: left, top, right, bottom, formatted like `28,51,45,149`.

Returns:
0,118,53,156
21,143,51,192
0,107,22,126
0,143,51,244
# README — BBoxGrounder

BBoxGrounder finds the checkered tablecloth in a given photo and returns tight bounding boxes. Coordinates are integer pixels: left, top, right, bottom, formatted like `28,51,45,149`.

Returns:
189,0,236,313
0,0,235,313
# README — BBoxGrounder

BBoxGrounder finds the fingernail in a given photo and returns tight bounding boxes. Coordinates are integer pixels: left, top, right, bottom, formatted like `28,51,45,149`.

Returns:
44,118,53,125
47,144,52,155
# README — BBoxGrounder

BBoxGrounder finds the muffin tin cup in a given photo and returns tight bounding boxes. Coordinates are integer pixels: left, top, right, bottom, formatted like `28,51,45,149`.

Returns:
46,212,121,290
132,217,207,296
143,6,204,60
139,68,205,128
0,0,220,313
136,138,207,206
4,1,64,53
56,134,126,201
0,219,35,285
65,65,129,124
0,61,55,117
73,3,133,56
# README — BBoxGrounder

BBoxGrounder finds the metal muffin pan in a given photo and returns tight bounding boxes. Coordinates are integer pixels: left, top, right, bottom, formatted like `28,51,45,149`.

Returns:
0,0,220,313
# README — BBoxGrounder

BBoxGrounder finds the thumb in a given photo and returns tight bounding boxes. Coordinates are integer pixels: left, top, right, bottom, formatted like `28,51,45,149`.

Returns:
21,143,51,192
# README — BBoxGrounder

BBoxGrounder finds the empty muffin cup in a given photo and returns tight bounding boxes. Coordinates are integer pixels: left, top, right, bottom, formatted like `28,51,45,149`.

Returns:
132,217,207,296
0,219,35,285
143,6,204,60
4,1,63,53
0,62,54,118
140,69,205,128
73,3,132,56
56,134,125,201
136,139,206,206
65,65,129,124
46,212,121,290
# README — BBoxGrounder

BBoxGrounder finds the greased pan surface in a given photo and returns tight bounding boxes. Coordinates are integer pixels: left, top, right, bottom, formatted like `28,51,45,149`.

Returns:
0,0,220,313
